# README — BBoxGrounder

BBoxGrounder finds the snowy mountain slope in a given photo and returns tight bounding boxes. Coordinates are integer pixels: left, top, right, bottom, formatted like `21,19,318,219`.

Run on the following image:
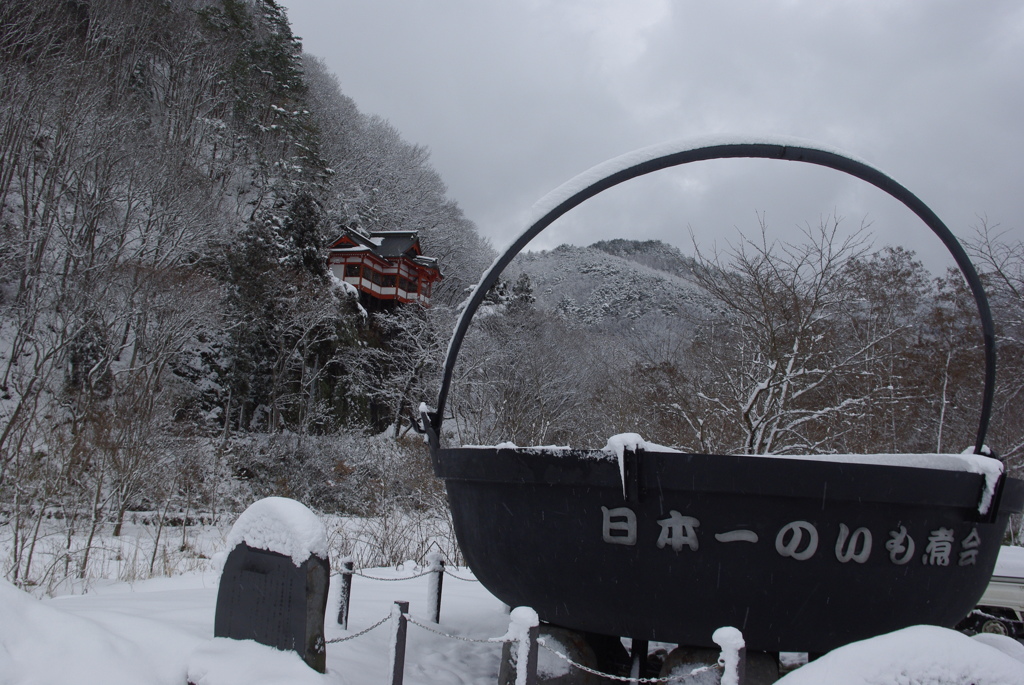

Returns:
590,238,700,279
509,241,713,326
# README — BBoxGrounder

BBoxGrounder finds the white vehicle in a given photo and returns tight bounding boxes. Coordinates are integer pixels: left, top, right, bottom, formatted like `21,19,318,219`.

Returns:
958,545,1024,637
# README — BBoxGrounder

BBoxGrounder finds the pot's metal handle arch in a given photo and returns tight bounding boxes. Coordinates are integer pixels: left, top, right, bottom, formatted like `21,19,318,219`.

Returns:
426,140,996,458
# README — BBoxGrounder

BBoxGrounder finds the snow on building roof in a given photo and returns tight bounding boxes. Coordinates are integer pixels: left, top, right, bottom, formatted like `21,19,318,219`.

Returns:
327,229,436,266
374,233,419,258
413,255,439,268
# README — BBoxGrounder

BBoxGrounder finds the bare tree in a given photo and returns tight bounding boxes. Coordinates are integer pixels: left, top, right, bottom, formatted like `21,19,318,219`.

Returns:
968,220,1024,465
678,216,907,455
448,293,598,447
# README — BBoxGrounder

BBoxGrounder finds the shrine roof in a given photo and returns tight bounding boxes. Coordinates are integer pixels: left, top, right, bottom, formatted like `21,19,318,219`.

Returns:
328,229,422,258
374,232,420,258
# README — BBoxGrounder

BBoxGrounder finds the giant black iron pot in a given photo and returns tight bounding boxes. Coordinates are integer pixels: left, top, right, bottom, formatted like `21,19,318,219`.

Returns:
419,138,1024,654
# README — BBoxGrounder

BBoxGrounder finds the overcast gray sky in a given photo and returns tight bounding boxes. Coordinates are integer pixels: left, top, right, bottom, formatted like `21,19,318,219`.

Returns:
279,0,1023,272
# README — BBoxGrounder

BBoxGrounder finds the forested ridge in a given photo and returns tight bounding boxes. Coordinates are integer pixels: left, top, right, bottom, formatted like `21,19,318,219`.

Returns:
2,0,1023,591
0,0,493,586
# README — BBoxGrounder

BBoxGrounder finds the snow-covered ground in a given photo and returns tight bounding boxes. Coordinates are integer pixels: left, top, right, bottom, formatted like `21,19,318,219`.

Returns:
3,552,1024,684
1,562,512,685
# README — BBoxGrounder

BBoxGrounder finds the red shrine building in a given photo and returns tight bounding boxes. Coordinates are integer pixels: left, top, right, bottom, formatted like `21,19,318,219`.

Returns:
327,229,442,309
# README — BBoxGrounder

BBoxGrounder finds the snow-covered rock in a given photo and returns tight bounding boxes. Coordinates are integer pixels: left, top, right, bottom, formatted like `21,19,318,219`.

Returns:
224,497,327,566
776,625,1024,685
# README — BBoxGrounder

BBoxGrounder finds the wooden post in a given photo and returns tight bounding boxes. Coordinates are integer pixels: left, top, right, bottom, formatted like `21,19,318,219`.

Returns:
736,645,747,685
630,639,650,680
388,601,409,685
499,608,540,685
426,551,444,624
337,559,353,629
521,622,539,685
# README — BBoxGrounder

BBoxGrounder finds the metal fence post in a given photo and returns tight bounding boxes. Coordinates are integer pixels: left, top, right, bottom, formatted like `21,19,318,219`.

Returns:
337,560,353,629
388,601,409,685
426,551,444,624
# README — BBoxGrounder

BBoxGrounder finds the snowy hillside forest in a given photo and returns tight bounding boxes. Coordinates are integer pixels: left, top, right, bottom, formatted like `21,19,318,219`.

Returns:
2,0,1024,595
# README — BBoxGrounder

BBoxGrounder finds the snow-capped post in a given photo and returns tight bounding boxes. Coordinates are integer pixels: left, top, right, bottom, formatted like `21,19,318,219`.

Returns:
214,497,330,673
426,550,444,623
712,626,746,685
496,607,539,685
520,616,540,685
387,601,410,685
337,558,354,629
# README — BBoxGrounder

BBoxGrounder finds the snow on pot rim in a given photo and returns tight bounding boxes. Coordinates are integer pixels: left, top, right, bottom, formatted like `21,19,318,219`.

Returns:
461,436,1005,515
435,443,1024,652
436,443,1016,519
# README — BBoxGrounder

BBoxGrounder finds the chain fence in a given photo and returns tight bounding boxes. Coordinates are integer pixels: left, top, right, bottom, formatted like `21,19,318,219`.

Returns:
331,561,479,583
325,614,393,644
442,567,480,582
344,568,435,581
537,639,724,684
327,561,742,683
325,604,737,685
406,614,511,644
